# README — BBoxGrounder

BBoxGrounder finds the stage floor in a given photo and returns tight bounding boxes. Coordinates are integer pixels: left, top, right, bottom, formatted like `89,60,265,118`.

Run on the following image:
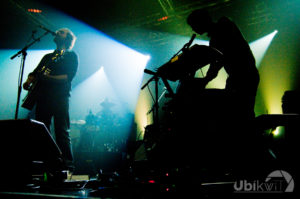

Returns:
0,164,296,199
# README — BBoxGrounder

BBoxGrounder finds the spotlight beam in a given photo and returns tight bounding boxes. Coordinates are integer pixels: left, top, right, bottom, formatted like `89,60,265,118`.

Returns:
250,30,278,67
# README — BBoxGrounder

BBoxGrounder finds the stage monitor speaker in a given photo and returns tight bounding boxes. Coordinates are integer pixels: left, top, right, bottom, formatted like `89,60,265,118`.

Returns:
0,119,64,186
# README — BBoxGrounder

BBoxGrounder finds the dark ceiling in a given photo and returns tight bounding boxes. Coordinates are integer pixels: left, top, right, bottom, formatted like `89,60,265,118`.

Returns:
1,0,300,81
1,0,288,51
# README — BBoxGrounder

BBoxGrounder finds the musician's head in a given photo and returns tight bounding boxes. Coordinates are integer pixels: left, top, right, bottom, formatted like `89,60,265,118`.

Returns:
54,28,77,50
187,9,213,35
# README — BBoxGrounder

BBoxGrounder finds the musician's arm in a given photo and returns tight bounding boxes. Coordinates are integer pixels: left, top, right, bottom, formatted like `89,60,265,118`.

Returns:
42,74,68,82
44,52,78,83
41,52,78,83
203,61,223,84
23,54,49,90
42,53,78,83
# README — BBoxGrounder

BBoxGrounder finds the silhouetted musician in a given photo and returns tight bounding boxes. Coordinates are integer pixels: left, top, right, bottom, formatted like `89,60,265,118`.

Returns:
160,9,260,167
161,9,259,124
186,9,259,122
143,7,263,170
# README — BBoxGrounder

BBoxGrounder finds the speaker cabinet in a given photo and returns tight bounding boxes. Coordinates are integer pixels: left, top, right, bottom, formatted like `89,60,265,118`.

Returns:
0,119,63,186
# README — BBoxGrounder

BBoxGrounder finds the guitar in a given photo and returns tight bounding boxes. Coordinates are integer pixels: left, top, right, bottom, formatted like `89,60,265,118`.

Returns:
21,66,51,110
21,50,64,110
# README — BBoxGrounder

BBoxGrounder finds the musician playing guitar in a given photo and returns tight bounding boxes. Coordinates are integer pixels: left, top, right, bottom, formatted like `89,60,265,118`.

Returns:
23,28,78,172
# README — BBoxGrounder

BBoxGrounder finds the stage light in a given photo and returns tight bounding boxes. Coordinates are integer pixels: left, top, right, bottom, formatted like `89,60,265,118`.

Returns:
271,126,284,138
250,30,278,66
74,28,150,116
194,39,209,46
157,16,169,21
252,30,294,114
135,87,153,138
70,66,119,120
27,8,42,13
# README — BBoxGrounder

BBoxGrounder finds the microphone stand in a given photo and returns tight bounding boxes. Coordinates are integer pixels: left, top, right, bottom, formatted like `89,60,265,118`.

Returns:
141,69,160,125
140,34,195,125
10,31,50,119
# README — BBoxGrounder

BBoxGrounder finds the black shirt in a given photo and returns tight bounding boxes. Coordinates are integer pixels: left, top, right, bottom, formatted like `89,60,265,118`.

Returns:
31,50,78,98
209,17,259,95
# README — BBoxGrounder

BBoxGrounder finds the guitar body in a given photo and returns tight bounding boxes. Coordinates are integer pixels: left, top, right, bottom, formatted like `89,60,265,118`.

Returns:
21,81,40,110
21,66,51,110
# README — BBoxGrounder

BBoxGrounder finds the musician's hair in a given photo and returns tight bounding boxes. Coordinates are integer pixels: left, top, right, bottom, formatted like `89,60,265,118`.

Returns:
63,28,77,50
187,9,212,26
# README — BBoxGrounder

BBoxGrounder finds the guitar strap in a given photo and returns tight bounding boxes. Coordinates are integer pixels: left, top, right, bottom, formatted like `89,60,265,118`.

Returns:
52,50,65,62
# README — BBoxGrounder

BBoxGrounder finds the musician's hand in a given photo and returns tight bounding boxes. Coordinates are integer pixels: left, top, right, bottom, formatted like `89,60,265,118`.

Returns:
23,75,35,90
23,81,31,90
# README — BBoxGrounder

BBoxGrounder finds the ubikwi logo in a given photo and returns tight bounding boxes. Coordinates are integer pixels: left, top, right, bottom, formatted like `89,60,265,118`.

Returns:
234,170,294,193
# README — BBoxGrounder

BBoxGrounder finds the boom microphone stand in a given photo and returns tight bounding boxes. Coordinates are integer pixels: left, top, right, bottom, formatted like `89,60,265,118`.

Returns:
141,69,160,125
10,31,50,119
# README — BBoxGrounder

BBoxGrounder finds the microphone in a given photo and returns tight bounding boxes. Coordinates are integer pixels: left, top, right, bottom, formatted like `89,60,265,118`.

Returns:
185,33,196,49
38,25,56,36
